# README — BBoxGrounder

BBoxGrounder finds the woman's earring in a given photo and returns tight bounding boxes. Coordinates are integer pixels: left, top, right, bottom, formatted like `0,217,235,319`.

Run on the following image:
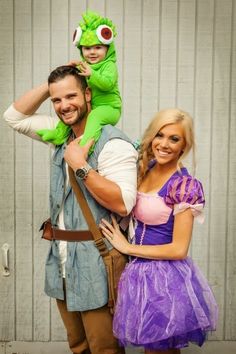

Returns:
148,158,157,168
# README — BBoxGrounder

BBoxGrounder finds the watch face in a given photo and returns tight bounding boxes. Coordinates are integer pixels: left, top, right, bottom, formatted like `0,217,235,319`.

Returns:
75,164,92,180
75,168,86,179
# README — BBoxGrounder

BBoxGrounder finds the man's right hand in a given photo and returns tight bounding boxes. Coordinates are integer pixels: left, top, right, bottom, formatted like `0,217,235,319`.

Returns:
64,137,94,171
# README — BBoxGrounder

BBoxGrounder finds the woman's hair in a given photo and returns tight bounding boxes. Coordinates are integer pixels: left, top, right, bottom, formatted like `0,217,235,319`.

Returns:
138,108,195,187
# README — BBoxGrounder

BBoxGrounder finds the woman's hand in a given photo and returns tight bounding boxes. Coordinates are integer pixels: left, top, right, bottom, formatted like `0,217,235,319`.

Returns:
100,215,130,254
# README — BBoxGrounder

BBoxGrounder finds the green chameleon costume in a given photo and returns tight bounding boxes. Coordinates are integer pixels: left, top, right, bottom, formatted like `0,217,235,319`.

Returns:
37,10,121,149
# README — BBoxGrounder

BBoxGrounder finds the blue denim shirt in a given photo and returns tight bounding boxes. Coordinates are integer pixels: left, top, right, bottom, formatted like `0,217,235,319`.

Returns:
44,125,132,311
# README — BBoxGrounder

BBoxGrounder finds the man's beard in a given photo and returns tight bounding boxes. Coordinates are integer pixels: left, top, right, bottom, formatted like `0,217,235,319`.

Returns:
59,100,88,126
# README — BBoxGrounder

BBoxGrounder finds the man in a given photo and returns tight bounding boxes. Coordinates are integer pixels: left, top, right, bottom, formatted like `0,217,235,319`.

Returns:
3,65,137,354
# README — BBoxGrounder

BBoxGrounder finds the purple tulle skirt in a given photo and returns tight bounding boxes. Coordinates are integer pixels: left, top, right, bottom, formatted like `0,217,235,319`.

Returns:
113,257,218,350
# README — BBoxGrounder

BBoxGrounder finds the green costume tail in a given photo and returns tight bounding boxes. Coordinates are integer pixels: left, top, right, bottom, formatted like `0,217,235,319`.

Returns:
37,121,71,145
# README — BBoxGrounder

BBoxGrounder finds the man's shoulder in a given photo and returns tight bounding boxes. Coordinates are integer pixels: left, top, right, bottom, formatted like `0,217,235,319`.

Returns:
88,125,135,168
101,124,131,143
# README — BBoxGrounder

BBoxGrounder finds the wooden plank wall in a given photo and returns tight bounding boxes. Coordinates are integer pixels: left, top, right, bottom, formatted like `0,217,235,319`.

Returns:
0,0,235,346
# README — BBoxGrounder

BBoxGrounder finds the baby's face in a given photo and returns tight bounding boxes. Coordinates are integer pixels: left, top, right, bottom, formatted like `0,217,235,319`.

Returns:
81,45,108,64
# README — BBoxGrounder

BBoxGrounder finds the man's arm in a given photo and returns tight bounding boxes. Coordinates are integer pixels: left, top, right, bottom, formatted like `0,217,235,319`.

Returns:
85,169,128,216
3,83,58,140
64,138,138,216
14,82,49,115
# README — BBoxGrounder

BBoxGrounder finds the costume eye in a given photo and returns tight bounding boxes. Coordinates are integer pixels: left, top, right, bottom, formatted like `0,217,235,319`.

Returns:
96,25,113,44
73,26,82,47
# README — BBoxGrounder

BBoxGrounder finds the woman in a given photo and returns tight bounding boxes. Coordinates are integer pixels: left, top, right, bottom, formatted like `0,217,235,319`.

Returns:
100,109,218,354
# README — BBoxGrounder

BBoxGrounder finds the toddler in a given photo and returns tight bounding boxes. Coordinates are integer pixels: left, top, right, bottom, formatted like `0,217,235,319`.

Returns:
37,10,121,151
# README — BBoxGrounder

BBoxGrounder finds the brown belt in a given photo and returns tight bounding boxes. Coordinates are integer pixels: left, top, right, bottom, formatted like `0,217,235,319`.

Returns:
40,218,94,242
52,228,94,241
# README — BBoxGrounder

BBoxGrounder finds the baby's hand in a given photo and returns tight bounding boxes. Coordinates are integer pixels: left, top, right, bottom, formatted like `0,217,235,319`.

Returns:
67,60,80,67
78,61,92,77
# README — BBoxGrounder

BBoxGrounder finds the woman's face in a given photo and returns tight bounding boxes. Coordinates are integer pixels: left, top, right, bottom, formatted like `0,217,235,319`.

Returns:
151,123,186,167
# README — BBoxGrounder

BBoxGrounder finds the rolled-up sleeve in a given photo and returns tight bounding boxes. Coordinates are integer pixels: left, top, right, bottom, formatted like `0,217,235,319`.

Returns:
98,139,138,214
3,104,59,141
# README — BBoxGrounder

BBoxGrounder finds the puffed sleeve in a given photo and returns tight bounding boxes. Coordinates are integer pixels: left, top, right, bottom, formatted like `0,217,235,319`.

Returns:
164,175,205,223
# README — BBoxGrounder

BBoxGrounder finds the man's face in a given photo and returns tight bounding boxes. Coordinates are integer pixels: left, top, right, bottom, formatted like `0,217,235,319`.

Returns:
49,75,91,126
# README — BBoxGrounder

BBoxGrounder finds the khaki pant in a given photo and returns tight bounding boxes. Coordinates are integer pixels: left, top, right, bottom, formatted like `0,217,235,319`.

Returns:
56,297,125,354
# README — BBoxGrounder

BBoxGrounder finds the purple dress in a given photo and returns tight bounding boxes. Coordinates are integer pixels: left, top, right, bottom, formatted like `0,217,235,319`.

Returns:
113,168,218,350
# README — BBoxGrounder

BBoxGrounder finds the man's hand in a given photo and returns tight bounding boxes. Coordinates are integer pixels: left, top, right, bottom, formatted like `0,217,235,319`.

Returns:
64,137,94,170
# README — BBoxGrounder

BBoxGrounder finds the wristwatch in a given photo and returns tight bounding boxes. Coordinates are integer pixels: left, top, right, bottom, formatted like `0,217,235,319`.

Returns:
75,163,92,180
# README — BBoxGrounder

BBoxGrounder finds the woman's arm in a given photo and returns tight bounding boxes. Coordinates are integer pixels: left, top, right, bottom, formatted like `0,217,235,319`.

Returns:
100,210,194,260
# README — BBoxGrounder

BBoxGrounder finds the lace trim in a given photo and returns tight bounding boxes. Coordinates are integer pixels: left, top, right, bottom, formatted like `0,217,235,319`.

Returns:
173,202,204,224
131,223,146,264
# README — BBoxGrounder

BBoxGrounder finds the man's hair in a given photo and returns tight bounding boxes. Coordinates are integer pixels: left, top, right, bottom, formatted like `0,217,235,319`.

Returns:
48,65,87,92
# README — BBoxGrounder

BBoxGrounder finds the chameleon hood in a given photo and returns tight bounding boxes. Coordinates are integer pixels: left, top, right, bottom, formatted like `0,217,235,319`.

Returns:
73,10,117,48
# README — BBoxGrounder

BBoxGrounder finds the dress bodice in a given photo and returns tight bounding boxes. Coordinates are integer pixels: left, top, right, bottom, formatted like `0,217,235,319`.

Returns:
134,192,172,226
133,168,205,247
